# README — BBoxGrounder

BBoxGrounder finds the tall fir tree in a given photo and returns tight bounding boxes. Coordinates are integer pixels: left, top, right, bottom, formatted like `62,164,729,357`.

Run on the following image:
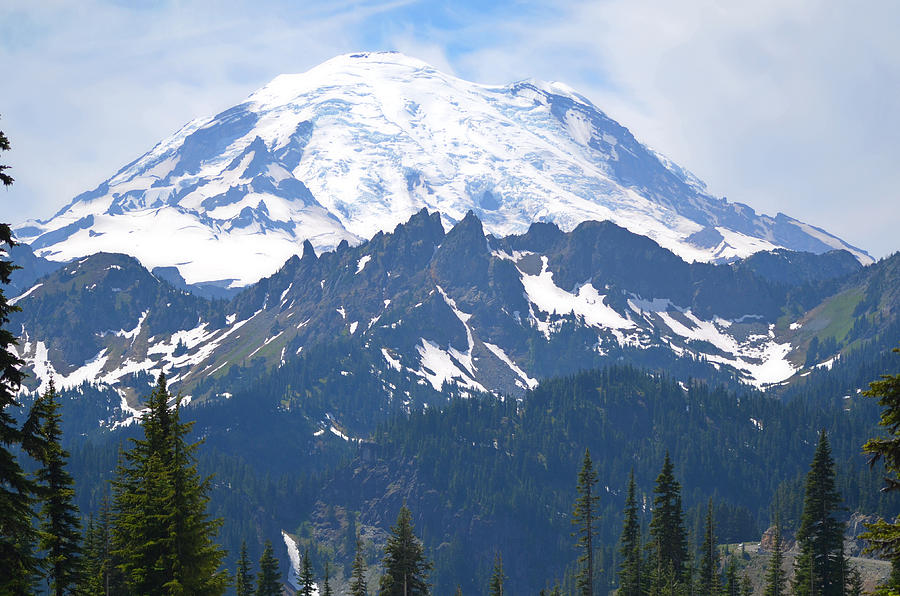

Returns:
28,381,82,595
618,469,642,596
166,395,228,593
236,540,255,596
793,431,846,596
648,452,689,589
256,540,281,596
698,499,720,596
572,448,600,596
861,348,900,593
763,517,787,596
299,547,315,596
378,505,431,596
112,373,228,594
0,122,39,593
351,535,368,596
488,551,505,596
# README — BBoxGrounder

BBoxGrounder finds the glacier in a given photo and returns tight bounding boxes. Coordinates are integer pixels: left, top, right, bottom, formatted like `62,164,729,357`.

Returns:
14,51,871,288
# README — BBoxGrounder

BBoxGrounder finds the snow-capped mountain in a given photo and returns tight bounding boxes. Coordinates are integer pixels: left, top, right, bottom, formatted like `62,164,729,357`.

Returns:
15,51,871,288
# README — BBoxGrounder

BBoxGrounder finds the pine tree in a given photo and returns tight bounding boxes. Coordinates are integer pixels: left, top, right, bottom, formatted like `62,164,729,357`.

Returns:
112,373,228,594
698,499,720,596
793,431,846,596
489,551,505,596
350,535,368,596
763,517,786,596
29,381,82,595
378,504,432,596
236,540,255,596
861,348,900,592
648,452,689,589
572,448,600,596
0,130,39,591
618,469,642,596
299,547,315,596
256,540,281,596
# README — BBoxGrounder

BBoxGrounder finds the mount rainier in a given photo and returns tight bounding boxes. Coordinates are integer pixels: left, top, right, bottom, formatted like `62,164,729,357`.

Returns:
14,51,871,289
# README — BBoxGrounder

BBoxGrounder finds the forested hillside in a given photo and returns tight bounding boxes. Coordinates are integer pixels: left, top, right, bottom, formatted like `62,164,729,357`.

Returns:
33,348,896,593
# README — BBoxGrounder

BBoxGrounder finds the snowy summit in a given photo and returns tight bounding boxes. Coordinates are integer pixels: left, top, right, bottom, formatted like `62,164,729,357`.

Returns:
15,51,871,288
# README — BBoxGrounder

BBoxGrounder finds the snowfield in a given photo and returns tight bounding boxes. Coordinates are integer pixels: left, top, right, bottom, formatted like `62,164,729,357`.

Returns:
14,52,870,288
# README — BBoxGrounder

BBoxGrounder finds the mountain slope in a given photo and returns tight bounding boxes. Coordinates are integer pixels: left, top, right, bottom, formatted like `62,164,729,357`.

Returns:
14,52,871,288
12,211,889,411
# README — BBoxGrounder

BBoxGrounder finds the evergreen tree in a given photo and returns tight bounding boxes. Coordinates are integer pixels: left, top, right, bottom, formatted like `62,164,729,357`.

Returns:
723,559,738,596
299,547,315,596
488,551,505,596
112,373,228,594
236,540,255,596
618,469,642,596
0,131,39,592
793,431,846,596
861,348,900,592
350,535,368,596
572,448,600,596
80,514,99,595
256,540,281,596
378,504,431,596
698,499,720,596
0,120,13,187
323,561,334,596
29,381,82,595
79,492,118,595
763,517,786,596
648,452,689,588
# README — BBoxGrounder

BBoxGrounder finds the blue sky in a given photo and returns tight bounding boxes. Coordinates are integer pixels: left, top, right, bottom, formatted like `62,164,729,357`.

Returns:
1,0,898,257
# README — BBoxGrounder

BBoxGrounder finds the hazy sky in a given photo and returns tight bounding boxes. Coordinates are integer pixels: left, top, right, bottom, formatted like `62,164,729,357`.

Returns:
1,0,898,257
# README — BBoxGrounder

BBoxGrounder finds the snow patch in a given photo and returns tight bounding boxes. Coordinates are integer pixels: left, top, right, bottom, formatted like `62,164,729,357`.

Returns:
10,283,43,305
521,257,633,334
382,348,402,371
356,254,372,273
416,339,485,393
483,342,538,389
